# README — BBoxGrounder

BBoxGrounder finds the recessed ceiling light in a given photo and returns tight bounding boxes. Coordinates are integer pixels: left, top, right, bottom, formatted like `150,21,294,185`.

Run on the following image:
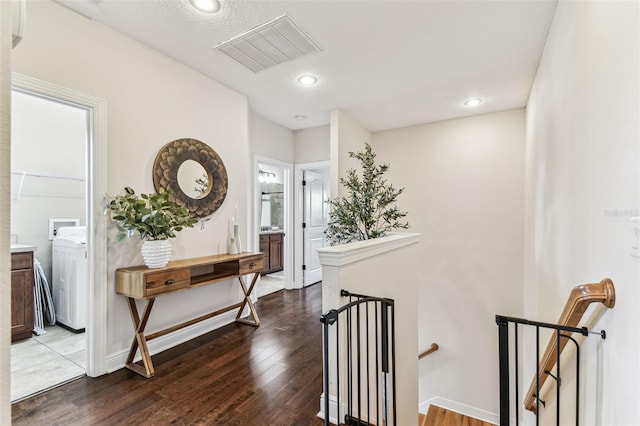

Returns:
464,98,484,107
294,114,307,121
297,74,318,86
189,0,221,13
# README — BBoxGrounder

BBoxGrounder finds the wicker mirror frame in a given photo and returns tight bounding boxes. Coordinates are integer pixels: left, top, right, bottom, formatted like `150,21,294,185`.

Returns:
153,138,228,218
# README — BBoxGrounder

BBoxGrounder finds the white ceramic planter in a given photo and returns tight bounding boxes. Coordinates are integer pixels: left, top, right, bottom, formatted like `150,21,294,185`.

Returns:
141,239,172,268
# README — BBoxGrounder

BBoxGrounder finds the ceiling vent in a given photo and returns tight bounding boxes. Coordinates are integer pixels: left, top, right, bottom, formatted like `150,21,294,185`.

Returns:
214,14,322,73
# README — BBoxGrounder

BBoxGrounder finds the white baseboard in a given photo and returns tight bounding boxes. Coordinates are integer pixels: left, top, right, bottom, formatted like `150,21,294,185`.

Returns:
419,396,498,425
106,307,248,373
317,392,340,425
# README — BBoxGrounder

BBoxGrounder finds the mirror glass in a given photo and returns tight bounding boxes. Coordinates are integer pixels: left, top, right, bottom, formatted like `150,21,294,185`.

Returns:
177,159,209,199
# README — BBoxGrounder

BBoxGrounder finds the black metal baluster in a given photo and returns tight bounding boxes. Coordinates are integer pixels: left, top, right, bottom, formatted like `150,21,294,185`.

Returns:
336,316,340,426
536,325,541,426
575,340,580,426
375,302,380,426
496,315,510,426
356,302,362,424
322,317,330,426
390,300,397,426
515,323,519,426
320,310,338,426
366,302,370,424
347,303,352,422
381,302,389,426
556,329,561,425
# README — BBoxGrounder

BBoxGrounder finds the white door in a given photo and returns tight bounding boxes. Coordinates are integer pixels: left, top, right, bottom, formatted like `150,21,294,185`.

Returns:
303,170,328,286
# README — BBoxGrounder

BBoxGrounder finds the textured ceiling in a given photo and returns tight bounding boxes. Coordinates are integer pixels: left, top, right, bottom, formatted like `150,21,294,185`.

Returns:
57,0,557,131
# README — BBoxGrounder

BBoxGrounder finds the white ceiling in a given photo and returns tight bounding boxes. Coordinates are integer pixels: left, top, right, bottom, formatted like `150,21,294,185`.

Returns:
58,0,557,132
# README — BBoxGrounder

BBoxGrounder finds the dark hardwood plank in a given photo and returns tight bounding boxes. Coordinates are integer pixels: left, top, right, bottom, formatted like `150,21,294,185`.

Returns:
12,284,325,426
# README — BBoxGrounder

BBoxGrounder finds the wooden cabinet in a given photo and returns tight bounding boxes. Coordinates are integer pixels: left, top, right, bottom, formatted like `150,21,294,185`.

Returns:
260,232,283,275
259,235,269,271
11,251,34,342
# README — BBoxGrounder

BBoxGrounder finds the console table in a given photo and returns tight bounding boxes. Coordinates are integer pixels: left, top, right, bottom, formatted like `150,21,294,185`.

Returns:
116,252,264,378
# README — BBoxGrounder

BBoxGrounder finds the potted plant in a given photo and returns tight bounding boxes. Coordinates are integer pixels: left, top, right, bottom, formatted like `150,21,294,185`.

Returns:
107,186,198,268
326,142,409,245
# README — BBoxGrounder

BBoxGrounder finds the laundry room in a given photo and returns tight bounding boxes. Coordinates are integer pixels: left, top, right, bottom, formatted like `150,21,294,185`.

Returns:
9,88,88,401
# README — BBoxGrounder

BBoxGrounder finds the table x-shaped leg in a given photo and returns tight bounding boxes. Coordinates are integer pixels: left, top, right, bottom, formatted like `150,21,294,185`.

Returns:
235,272,260,326
125,297,156,378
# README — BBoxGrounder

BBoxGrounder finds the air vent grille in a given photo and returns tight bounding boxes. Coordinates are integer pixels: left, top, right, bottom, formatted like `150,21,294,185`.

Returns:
214,15,322,73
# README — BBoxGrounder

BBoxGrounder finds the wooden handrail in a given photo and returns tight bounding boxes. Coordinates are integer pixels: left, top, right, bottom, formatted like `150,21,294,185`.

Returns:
419,343,439,359
524,278,615,413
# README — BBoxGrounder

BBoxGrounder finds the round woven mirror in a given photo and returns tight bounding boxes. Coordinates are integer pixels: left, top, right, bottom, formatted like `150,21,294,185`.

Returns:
153,138,228,218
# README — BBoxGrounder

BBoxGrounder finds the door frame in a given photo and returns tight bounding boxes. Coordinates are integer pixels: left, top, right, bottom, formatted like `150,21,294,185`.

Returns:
12,73,108,377
294,160,330,289
253,155,294,290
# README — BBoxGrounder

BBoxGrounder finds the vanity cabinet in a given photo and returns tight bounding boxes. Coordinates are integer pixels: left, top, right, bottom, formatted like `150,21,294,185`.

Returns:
259,232,284,274
11,251,34,341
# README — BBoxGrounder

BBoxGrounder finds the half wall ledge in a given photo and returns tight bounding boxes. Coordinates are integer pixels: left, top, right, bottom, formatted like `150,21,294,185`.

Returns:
317,232,420,267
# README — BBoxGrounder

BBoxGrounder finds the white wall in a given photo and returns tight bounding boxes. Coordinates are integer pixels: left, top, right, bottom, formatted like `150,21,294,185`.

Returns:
249,112,294,164
373,109,525,419
12,0,250,365
330,110,371,197
524,1,640,424
11,90,86,281
294,124,330,164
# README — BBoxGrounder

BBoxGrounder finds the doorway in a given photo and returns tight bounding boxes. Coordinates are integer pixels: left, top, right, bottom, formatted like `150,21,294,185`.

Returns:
9,88,88,401
254,157,293,298
294,162,330,288
9,74,108,402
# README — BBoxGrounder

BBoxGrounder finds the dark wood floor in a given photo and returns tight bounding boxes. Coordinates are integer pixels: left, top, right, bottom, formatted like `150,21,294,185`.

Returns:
12,284,325,425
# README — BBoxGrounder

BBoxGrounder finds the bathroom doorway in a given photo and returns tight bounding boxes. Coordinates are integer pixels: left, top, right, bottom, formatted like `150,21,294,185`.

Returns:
254,157,293,298
9,75,108,402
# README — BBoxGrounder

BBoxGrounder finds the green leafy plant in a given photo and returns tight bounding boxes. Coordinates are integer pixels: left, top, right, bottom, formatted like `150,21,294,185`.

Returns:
107,186,198,241
326,142,408,245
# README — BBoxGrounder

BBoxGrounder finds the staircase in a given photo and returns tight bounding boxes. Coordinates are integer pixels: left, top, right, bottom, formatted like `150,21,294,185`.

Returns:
419,405,495,426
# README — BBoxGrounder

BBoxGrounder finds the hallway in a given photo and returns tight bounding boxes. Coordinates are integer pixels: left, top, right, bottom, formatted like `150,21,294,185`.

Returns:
12,284,324,425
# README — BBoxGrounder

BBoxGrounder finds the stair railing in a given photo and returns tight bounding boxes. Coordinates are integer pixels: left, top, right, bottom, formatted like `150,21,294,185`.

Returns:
496,278,615,426
320,289,396,426
418,343,439,360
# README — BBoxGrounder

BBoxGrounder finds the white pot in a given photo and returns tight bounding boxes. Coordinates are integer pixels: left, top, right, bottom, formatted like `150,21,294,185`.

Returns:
141,239,172,268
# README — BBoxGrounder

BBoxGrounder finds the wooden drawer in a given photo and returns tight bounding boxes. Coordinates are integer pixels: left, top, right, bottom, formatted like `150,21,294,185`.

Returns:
269,233,283,242
144,269,190,296
239,255,264,275
259,235,269,243
11,252,33,271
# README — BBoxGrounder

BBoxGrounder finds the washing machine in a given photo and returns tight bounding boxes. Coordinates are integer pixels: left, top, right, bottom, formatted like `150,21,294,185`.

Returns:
52,226,87,332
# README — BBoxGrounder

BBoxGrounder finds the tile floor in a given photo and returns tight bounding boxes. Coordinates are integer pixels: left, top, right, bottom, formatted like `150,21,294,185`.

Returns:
11,325,86,402
256,271,285,298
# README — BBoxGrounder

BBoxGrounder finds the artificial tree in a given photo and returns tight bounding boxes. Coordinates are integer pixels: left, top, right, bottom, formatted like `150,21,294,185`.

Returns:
325,142,408,245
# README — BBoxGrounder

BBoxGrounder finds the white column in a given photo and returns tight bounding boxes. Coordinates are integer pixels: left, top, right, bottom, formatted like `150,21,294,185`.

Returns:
0,0,13,420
